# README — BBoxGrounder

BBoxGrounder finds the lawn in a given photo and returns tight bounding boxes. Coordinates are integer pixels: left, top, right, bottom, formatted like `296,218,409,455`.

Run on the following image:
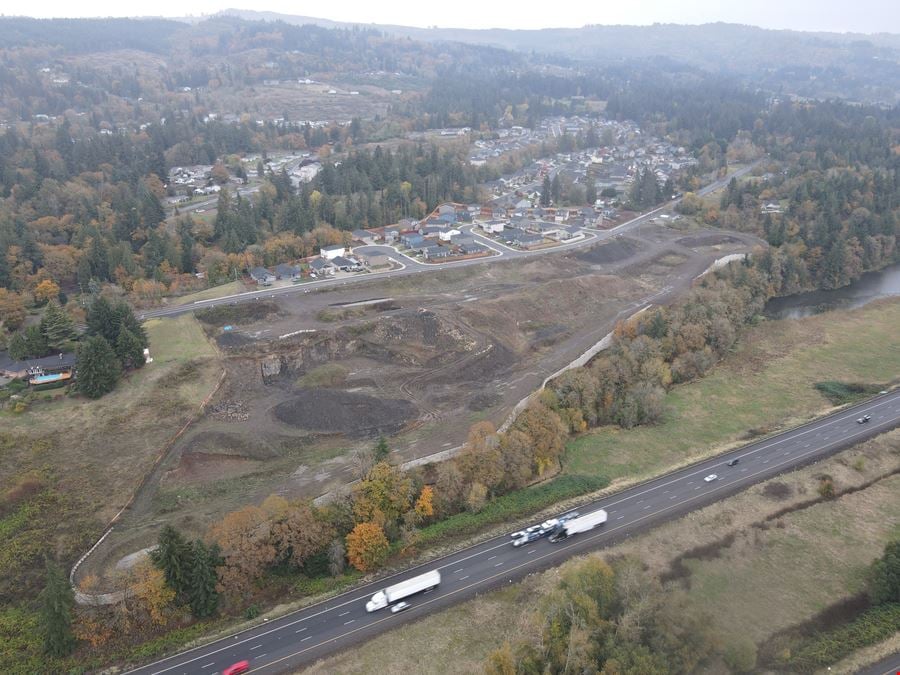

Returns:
564,298,900,483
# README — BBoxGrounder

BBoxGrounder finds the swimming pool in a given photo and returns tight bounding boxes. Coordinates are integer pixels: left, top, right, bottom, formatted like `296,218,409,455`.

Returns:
31,373,67,384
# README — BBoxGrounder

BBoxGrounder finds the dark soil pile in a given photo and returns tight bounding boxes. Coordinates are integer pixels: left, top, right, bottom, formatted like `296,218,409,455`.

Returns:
576,238,641,264
273,389,418,437
676,234,742,247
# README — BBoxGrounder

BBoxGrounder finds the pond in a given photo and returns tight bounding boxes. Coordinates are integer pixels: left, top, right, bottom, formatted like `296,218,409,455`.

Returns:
764,262,900,320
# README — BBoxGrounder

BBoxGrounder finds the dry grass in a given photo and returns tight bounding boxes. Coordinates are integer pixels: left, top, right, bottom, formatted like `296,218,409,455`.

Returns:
172,280,248,306
565,297,900,482
299,428,900,675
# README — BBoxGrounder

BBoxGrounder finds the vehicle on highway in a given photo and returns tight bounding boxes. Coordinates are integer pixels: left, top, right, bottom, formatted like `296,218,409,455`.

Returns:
548,509,607,542
222,661,250,675
539,518,560,535
390,601,411,614
727,458,740,466
512,530,542,547
559,511,580,523
857,415,871,424
366,570,441,612
509,525,542,539
704,474,718,482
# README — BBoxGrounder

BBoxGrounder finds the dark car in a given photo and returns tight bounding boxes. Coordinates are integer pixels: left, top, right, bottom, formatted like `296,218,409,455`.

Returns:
727,458,740,467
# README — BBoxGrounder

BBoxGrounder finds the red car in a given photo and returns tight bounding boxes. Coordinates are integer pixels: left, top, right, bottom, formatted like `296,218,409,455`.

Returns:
222,661,250,675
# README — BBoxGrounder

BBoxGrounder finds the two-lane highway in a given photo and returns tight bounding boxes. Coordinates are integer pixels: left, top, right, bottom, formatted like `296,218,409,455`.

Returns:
127,389,900,675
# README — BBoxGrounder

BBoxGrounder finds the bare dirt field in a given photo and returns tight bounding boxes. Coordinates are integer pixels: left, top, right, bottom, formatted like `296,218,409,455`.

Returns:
87,225,759,582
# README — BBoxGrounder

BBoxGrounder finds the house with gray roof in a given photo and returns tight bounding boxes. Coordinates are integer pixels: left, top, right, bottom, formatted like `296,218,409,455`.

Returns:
274,263,301,280
249,267,276,286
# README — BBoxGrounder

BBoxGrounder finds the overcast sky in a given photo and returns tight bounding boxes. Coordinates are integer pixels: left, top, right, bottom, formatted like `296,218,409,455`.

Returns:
7,0,898,35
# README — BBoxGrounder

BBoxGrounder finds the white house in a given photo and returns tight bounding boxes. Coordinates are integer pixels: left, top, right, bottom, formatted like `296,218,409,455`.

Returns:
439,229,461,242
480,220,506,234
320,245,346,260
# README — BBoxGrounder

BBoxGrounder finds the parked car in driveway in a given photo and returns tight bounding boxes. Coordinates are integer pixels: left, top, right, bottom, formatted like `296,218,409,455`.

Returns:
704,474,718,482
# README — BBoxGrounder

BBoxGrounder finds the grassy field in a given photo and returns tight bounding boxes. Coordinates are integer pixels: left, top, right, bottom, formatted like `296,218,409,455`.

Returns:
0,314,222,595
565,297,900,483
301,429,900,675
172,280,248,306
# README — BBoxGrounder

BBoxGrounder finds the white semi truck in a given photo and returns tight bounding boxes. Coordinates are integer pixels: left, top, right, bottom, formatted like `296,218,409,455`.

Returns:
548,509,607,542
365,570,441,612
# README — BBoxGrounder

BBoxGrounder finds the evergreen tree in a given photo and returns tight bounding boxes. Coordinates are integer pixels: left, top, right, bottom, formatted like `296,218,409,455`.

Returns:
151,525,190,600
585,180,597,206
39,559,75,657
374,436,390,462
116,327,145,370
7,332,28,360
551,174,562,205
540,175,552,207
188,540,221,618
112,302,148,350
12,325,50,359
86,296,117,344
40,302,76,349
76,335,121,399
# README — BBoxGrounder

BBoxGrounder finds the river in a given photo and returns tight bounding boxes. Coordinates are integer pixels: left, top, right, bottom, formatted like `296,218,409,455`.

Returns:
765,262,900,320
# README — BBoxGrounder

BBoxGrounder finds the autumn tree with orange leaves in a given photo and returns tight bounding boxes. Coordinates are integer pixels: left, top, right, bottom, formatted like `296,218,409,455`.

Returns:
346,522,389,572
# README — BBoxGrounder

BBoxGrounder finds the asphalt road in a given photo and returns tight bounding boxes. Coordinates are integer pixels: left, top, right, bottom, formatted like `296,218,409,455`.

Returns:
126,389,900,675
138,164,759,322
856,651,900,675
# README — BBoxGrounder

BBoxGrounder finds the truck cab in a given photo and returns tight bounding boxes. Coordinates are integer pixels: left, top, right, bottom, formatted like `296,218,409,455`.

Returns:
366,591,389,612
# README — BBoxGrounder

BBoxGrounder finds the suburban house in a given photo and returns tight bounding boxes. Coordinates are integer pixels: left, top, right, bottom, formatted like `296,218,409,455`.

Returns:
309,258,334,276
0,351,77,382
556,225,584,241
352,229,377,245
249,267,276,286
439,229,461,242
419,224,447,237
321,245,346,260
504,228,544,247
480,220,505,234
400,233,426,249
383,226,401,243
331,256,360,272
528,221,563,238
761,203,783,214
420,243,446,260
274,263,301,280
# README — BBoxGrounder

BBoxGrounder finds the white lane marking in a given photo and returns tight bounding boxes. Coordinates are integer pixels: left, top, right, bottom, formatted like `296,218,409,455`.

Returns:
527,549,536,555
695,486,701,490
295,628,306,634
344,620,355,626
453,568,464,573
670,495,677,499
142,394,900,675
488,556,496,561
644,505,651,509
250,644,262,650
201,664,214,670
494,562,504,567
338,611,350,617
459,575,469,580
301,636,312,642
617,516,625,520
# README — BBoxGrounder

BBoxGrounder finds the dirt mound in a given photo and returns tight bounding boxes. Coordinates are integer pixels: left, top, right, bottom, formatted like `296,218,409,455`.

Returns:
576,238,641,264
272,389,418,437
198,301,280,327
216,331,255,349
676,233,742,247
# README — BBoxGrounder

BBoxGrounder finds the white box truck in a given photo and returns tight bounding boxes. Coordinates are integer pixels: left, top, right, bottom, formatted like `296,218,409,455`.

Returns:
365,570,441,612
548,509,607,542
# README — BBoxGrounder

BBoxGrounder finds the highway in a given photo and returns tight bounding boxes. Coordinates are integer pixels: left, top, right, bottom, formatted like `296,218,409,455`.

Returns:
857,651,900,675
125,389,900,675
137,164,759,322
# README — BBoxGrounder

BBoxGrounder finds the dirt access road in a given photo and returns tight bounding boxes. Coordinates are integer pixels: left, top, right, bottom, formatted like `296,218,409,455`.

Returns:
77,223,762,591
